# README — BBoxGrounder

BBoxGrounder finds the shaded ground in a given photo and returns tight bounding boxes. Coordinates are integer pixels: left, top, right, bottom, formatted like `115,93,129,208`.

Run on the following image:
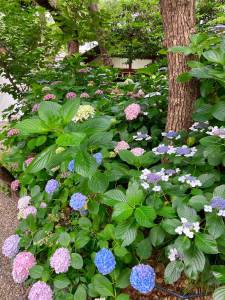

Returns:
0,191,27,300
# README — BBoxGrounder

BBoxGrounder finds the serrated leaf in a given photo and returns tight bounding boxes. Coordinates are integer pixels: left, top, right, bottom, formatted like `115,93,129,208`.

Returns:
93,274,114,297
56,132,86,147
88,172,109,193
164,261,184,284
195,233,219,254
103,189,127,206
61,99,80,124
213,286,225,300
58,232,71,247
74,284,86,300
112,203,133,221
149,226,165,246
29,265,44,279
126,181,144,207
54,276,70,289
134,206,156,228
16,118,48,135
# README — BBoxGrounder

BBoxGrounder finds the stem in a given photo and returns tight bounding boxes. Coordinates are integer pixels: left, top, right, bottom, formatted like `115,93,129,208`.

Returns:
155,284,208,299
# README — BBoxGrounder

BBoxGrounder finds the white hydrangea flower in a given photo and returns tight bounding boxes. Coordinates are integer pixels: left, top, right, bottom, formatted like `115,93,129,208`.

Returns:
152,185,161,192
204,205,212,213
73,105,95,122
207,126,225,138
133,131,151,141
218,210,225,217
175,218,200,239
168,248,179,262
178,174,202,187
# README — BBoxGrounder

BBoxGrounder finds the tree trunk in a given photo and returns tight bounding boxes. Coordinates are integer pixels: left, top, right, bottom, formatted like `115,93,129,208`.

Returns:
98,35,113,66
160,0,199,131
67,40,79,56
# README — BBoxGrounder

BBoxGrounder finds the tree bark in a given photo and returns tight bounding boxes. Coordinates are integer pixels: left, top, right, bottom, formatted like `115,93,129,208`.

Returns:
160,0,199,131
67,40,79,56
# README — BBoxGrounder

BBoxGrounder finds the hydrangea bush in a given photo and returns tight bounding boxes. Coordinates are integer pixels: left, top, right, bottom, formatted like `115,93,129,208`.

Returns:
1,58,225,299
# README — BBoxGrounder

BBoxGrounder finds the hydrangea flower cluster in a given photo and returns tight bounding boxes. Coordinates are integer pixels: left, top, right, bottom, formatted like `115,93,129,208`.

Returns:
2,234,20,258
50,248,71,274
190,121,208,132
43,94,56,101
68,159,75,172
130,264,155,294
32,103,40,113
162,130,180,140
94,248,116,275
95,89,104,95
7,128,20,137
175,218,200,239
25,157,34,166
70,192,87,211
140,169,169,192
175,145,197,157
168,248,182,262
17,196,31,210
45,179,59,194
207,126,225,138
124,103,141,120
133,131,151,141
204,197,225,217
12,251,36,283
131,147,145,156
66,92,77,99
28,281,53,300
178,174,202,187
152,144,175,155
11,179,20,191
114,141,130,153
93,152,103,165
20,206,37,219
80,92,90,98
40,202,47,208
73,105,95,122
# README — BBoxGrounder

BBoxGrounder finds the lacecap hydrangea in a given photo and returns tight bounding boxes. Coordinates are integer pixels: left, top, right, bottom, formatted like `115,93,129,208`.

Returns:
94,248,116,275
130,264,155,294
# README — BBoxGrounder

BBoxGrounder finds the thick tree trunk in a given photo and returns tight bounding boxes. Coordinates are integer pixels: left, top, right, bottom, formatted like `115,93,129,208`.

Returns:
67,40,79,56
160,0,199,131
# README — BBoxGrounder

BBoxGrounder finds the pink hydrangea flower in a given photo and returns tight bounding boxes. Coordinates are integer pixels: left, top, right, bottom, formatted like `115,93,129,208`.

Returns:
28,281,53,300
50,248,71,274
43,94,56,101
21,206,37,219
25,157,34,166
124,103,141,120
131,147,145,156
12,251,36,283
7,128,20,137
79,68,89,73
40,202,47,208
32,103,40,112
2,234,20,258
95,89,104,95
11,180,20,191
114,141,130,153
10,114,21,121
80,92,90,98
17,196,31,210
66,92,77,99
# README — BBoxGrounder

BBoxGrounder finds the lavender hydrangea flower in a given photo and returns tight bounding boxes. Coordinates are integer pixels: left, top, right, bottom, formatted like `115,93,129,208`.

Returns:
2,234,20,258
28,281,53,300
152,144,175,155
45,179,59,194
190,121,208,132
130,264,155,294
178,174,202,187
21,206,37,219
50,248,71,274
204,197,225,217
162,130,180,140
175,146,197,157
133,131,151,141
207,126,225,138
140,169,169,191
68,160,75,172
70,193,87,210
17,196,31,210
94,248,116,275
93,152,103,165
175,218,200,239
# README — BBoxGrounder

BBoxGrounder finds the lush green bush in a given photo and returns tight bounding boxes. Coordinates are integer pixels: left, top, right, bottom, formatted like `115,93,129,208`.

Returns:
2,39,225,299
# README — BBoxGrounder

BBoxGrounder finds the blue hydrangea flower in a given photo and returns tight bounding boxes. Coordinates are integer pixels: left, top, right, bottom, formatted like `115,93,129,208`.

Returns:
94,248,116,275
93,152,103,165
146,173,162,183
162,130,180,140
69,193,87,210
45,179,59,194
68,160,75,172
130,264,155,294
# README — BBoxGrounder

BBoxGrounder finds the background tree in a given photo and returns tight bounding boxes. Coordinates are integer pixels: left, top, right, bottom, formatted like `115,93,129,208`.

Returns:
160,0,199,131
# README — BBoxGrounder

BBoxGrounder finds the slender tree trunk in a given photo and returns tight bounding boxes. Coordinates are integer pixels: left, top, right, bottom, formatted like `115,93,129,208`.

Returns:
160,0,199,131
67,40,79,56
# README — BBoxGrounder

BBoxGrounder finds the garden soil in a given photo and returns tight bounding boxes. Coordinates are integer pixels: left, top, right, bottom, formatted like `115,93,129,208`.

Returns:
0,191,27,300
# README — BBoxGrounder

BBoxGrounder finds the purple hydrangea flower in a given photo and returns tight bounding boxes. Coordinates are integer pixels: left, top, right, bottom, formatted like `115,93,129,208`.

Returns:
50,248,71,274
66,92,77,100
162,130,180,140
94,248,116,275
152,144,175,155
93,152,103,165
146,173,162,183
175,146,197,157
28,281,53,300
70,193,87,210
2,234,20,258
211,197,225,210
130,264,155,294
68,160,75,172
45,179,59,194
